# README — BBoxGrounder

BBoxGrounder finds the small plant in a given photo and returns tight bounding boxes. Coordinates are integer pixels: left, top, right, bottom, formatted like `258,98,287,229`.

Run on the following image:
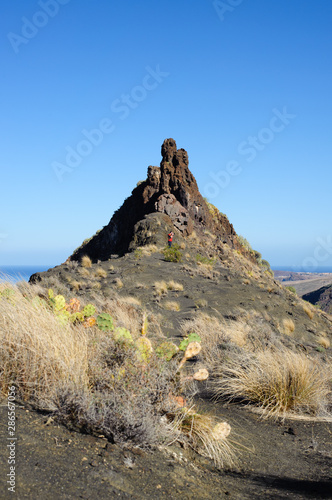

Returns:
114,278,124,289
96,313,114,332
134,248,143,260
303,303,315,319
195,298,208,309
83,304,96,317
167,280,184,291
81,255,92,268
95,267,107,278
155,341,179,361
154,280,168,296
163,244,182,263
286,286,297,294
196,254,215,267
179,332,202,351
282,318,295,335
163,301,180,312
113,327,133,344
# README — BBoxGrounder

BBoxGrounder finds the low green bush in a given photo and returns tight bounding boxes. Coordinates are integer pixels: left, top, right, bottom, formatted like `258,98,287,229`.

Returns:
163,244,182,263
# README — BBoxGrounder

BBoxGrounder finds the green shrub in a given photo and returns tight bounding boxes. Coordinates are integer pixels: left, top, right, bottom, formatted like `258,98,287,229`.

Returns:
286,286,297,294
196,254,215,266
163,244,182,263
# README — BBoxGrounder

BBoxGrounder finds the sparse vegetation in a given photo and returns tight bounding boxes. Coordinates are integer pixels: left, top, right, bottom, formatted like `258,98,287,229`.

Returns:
163,301,181,311
94,267,108,278
163,244,182,263
211,348,332,419
196,253,215,267
0,281,234,466
282,318,295,335
167,280,184,291
81,255,92,268
303,302,315,319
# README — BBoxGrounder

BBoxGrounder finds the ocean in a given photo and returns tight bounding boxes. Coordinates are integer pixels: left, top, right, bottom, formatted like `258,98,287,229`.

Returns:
0,265,54,283
1,264,332,285
272,266,332,273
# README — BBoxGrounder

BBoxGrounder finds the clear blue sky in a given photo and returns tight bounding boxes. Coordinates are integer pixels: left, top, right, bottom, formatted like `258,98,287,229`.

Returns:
1,0,332,270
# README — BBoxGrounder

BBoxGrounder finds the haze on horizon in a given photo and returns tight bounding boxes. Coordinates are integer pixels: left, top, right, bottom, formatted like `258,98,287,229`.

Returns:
1,0,331,271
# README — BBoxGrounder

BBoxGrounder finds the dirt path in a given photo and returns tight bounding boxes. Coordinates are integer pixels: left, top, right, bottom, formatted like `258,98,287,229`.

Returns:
1,401,331,499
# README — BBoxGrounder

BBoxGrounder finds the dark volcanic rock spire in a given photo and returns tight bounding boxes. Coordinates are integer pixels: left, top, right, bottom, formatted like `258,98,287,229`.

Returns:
69,139,238,262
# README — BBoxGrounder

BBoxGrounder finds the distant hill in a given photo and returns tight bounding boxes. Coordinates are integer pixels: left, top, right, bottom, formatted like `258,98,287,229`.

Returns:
303,284,332,314
274,270,332,296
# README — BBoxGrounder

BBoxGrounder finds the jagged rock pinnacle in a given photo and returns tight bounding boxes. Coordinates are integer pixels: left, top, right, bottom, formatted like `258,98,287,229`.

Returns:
69,139,238,262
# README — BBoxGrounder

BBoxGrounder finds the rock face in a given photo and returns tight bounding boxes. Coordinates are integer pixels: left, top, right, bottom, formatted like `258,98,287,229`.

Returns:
70,139,240,262
302,285,332,314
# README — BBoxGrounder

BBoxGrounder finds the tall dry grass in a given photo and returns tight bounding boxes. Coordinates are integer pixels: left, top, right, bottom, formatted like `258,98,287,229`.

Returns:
0,283,88,409
211,348,332,419
0,282,235,464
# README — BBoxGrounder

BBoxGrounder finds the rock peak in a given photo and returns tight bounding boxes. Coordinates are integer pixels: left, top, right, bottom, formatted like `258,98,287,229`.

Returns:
69,139,238,262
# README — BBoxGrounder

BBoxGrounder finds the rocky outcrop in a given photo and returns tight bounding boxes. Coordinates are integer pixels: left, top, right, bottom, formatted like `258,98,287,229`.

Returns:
302,285,332,314
69,139,241,263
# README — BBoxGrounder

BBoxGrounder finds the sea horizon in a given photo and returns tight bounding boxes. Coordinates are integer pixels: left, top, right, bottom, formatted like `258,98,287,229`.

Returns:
0,265,55,283
1,263,332,284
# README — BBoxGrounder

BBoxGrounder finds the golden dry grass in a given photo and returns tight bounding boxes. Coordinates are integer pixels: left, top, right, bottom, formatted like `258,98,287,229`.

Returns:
121,296,141,306
154,280,168,296
167,280,184,291
114,278,123,289
317,336,331,349
282,318,295,335
94,267,107,278
78,267,90,277
212,348,332,420
81,255,92,268
70,280,83,291
303,302,315,319
163,301,180,312
0,283,88,407
170,408,236,469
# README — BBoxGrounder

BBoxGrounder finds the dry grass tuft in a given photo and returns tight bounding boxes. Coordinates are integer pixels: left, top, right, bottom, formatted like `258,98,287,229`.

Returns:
78,267,90,277
303,302,315,320
94,267,107,278
121,296,141,306
81,255,92,268
317,336,331,349
212,348,332,420
167,280,184,291
282,318,295,335
113,278,123,289
154,280,168,296
0,283,88,408
70,280,83,291
170,408,236,469
163,301,181,312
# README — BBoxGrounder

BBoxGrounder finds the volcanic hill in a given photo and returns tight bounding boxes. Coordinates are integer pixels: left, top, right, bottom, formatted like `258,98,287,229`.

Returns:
13,138,332,498
30,138,332,348
303,284,332,314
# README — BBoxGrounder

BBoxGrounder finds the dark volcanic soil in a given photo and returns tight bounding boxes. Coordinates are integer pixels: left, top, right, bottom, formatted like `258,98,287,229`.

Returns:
1,400,331,499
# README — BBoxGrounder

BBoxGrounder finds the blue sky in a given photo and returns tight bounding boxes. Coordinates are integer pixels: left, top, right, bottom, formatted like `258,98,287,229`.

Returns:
1,0,332,270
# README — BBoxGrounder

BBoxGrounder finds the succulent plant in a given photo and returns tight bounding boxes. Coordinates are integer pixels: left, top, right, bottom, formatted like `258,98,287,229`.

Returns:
193,368,209,381
83,304,96,317
83,317,97,328
65,298,80,313
96,313,114,332
179,332,202,351
50,294,66,312
155,341,179,361
136,337,153,362
178,341,202,370
113,327,133,343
